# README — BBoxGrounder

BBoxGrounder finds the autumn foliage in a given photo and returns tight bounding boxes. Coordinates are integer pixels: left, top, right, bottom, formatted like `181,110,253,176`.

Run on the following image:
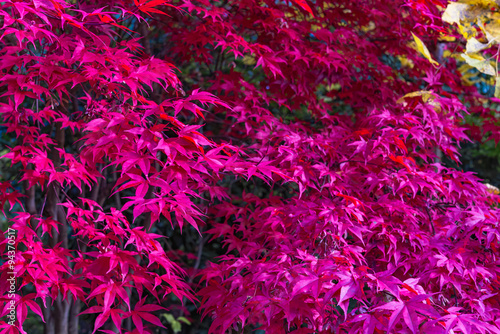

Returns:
1,0,500,333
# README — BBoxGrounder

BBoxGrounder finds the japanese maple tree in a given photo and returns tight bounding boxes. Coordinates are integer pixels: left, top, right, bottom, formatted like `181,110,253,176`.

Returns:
0,0,500,333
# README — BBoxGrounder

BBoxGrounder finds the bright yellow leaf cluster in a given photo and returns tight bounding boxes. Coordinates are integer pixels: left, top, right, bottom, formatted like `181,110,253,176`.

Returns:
485,182,500,194
442,0,500,96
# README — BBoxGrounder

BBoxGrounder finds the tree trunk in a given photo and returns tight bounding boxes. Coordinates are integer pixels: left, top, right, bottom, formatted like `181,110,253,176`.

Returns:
40,124,78,334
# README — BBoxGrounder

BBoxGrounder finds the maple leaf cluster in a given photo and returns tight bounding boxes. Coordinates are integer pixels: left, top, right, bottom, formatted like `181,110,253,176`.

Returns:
0,0,499,333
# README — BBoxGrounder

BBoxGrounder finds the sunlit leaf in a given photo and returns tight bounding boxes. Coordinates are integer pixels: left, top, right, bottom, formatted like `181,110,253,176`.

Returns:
465,37,490,53
461,53,496,75
397,90,435,104
442,2,469,25
483,19,500,43
494,76,500,98
411,33,439,66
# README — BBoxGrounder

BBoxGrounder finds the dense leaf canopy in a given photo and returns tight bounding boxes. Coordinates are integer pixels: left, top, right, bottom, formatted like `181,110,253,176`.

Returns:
1,0,500,333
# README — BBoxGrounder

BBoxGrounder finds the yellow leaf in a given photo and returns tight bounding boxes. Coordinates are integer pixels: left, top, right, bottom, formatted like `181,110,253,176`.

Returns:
442,2,469,25
397,55,414,68
397,90,435,104
326,83,341,91
483,17,500,43
461,53,496,75
466,37,490,53
411,33,439,66
242,54,256,66
485,182,500,195
458,0,499,6
397,91,443,113
311,24,322,32
458,22,478,39
495,76,500,98
442,2,488,39
438,34,457,42
361,21,376,33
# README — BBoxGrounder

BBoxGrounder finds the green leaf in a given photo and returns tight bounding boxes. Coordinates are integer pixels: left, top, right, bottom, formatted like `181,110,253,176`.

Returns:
162,313,175,323
172,320,182,333
177,316,191,325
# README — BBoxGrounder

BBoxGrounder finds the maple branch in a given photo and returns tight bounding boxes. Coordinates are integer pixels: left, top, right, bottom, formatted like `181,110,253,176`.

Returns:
381,290,398,301
336,160,383,167
38,191,47,221
424,204,435,236
141,28,153,56
210,135,248,144
164,239,188,266
112,165,122,208
59,185,80,209
24,165,37,216
214,47,225,74
193,234,210,271
68,295,81,334
452,286,459,306
257,129,275,166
